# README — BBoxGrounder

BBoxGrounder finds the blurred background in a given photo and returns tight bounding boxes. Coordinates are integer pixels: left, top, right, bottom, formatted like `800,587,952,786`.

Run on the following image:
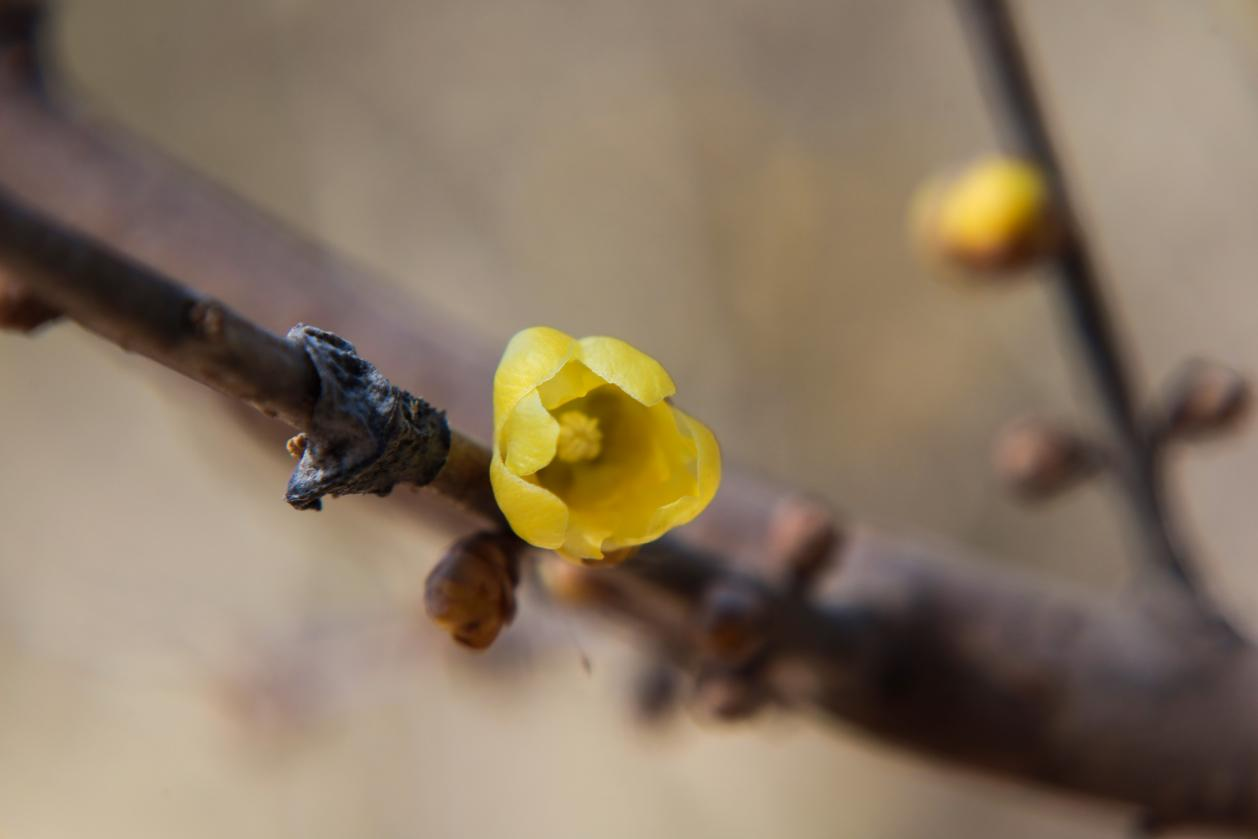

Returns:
4,0,1258,836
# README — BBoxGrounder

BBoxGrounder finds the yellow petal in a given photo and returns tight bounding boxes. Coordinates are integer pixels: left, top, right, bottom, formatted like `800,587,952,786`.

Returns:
676,406,722,516
494,327,577,430
537,360,606,410
490,453,568,549
602,404,721,550
558,517,613,562
576,336,676,406
500,390,559,476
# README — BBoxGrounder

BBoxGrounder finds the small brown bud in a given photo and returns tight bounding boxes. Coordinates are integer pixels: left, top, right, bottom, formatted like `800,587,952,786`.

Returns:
691,668,767,722
1160,360,1250,441
992,417,1097,500
424,531,520,650
696,580,768,664
285,433,308,459
0,276,60,333
767,495,841,590
632,661,680,724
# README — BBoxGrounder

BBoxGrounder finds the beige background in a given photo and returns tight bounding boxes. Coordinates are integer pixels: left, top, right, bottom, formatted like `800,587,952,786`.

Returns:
4,1,1258,836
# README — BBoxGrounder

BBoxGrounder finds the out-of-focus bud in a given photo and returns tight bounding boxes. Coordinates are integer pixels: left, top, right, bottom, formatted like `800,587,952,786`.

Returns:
696,579,768,664
992,417,1098,500
767,495,841,591
914,156,1058,276
0,276,60,333
691,667,767,722
536,556,604,606
1159,360,1250,441
632,660,680,725
424,531,521,650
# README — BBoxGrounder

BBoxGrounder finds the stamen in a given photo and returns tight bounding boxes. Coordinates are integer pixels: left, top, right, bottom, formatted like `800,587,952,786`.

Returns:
555,410,603,463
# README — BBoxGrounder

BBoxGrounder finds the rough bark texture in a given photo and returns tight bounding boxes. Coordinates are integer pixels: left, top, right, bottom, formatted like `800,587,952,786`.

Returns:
284,324,451,510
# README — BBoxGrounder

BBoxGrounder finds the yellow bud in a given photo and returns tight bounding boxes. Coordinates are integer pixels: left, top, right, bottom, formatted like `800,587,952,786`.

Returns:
914,156,1057,276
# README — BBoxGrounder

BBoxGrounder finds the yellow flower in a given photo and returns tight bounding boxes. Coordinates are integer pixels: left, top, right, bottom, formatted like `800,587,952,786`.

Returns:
491,326,721,563
913,156,1056,275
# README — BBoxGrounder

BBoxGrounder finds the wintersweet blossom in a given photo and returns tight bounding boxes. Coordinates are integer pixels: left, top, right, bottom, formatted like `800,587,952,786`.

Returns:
490,327,721,563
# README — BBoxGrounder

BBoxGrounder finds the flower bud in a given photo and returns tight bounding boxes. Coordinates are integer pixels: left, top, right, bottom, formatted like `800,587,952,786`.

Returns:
691,667,766,722
914,156,1058,276
767,495,841,591
992,417,1097,500
1160,360,1250,440
424,531,520,650
0,276,59,333
632,660,680,725
696,580,768,664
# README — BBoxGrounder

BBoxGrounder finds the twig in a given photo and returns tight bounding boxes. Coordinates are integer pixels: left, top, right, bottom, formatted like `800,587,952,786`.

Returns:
954,0,1208,603
0,184,319,427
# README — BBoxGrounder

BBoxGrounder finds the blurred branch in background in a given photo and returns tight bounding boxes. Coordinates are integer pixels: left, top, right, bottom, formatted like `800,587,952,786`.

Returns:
4,0,1258,835
955,0,1222,616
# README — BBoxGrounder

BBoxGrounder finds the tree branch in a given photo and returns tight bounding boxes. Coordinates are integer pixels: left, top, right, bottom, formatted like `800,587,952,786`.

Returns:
955,0,1211,608
4,3,1258,832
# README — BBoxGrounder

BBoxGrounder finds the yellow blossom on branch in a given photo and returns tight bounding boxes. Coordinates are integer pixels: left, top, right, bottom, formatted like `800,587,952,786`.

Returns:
490,326,721,563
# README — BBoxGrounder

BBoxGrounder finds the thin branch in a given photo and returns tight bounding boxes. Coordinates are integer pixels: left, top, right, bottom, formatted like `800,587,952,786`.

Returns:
954,0,1209,604
0,184,319,427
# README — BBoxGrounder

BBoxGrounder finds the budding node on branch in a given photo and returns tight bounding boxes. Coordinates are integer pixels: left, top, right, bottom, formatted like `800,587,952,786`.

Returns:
0,275,60,332
632,660,680,725
1157,360,1250,442
767,495,842,591
696,580,768,664
691,667,767,722
992,417,1098,500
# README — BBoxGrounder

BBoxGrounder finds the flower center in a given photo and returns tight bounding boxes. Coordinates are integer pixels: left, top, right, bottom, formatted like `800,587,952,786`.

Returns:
554,409,603,463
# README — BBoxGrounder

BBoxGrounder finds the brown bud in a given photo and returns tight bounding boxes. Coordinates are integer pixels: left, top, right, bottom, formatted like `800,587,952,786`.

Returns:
691,668,767,722
696,580,768,664
767,495,842,591
992,417,1097,500
424,531,520,650
285,433,308,459
0,276,60,333
1160,360,1250,441
632,661,680,725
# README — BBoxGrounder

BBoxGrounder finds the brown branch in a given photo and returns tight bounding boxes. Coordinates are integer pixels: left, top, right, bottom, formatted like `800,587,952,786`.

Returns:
4,4,1258,833
955,0,1213,610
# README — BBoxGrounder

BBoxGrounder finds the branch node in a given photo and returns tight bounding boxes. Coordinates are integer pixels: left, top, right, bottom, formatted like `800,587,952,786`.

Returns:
1154,359,1250,443
992,416,1101,501
696,579,769,665
188,299,225,340
768,495,843,591
283,324,451,511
